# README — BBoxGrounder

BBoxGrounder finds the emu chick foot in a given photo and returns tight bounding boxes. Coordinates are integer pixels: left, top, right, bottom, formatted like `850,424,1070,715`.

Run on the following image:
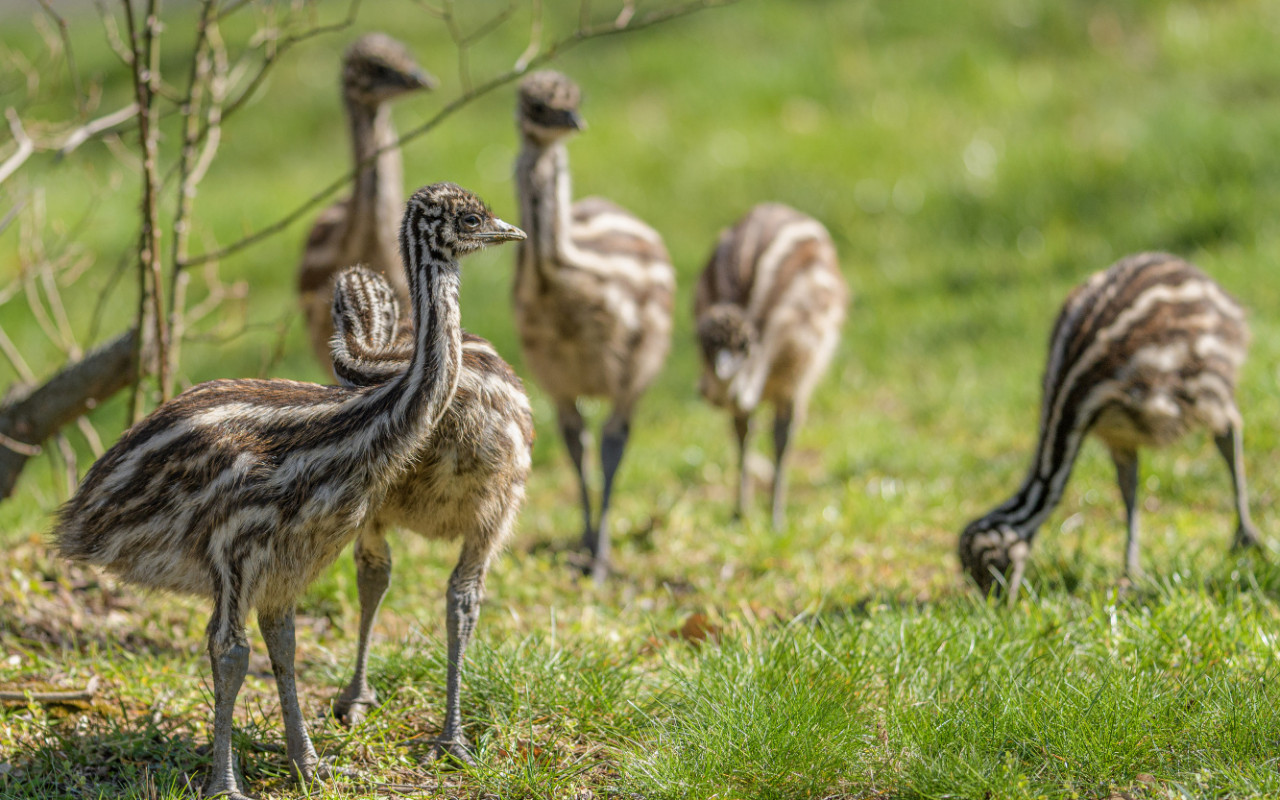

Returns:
422,735,477,768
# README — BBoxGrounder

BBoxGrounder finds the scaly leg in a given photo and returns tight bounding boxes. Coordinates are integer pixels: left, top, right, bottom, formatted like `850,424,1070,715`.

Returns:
770,404,795,532
557,401,594,555
733,412,752,520
424,546,489,766
593,409,633,584
1215,421,1262,550
334,524,391,726
204,609,251,800
258,604,324,786
1110,446,1142,580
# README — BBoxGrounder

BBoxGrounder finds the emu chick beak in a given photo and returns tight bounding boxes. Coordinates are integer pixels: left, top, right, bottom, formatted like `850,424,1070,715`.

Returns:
479,218,526,243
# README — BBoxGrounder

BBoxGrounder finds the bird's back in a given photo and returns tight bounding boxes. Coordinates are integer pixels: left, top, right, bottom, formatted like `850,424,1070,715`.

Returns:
1039,252,1248,451
695,204,847,407
54,379,384,598
695,203,844,325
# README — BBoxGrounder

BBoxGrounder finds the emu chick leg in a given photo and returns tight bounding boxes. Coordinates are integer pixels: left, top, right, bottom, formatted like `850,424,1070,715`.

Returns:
594,410,633,584
204,621,251,800
425,552,487,766
733,412,752,520
1110,447,1142,579
335,525,392,726
1215,422,1262,550
557,402,595,552
771,405,795,532
258,604,322,785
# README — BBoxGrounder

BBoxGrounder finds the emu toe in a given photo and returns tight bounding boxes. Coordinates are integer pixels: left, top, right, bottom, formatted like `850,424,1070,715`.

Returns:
332,688,378,727
422,735,477,768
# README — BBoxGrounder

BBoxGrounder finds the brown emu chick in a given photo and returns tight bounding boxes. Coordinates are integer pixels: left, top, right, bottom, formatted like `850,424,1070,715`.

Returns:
297,33,436,368
326,266,534,763
54,184,524,800
960,252,1260,599
695,203,848,530
513,70,675,582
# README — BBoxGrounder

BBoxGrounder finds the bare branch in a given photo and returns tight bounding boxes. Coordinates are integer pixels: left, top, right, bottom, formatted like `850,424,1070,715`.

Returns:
35,0,86,115
0,676,101,704
615,0,636,28
0,200,24,238
208,0,361,135
165,0,221,395
56,103,139,158
0,328,143,500
95,0,135,67
514,0,543,71
0,326,36,384
76,416,105,459
0,109,36,187
0,432,41,458
122,0,170,413
183,0,735,269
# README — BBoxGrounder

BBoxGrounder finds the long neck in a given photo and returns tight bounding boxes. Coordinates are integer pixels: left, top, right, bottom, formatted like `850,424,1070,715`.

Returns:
515,136,572,282
980,381,1098,540
350,240,462,484
342,97,407,293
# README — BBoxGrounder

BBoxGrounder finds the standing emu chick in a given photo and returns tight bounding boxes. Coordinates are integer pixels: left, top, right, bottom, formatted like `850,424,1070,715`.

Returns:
326,266,534,763
694,203,848,530
960,252,1260,597
54,184,524,799
513,70,675,582
297,33,436,367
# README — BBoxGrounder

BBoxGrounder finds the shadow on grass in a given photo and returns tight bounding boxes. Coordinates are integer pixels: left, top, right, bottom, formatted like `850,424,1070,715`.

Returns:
6,719,208,800
4,706,333,800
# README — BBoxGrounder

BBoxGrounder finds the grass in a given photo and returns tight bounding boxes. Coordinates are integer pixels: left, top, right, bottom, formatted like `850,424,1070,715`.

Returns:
2,0,1280,797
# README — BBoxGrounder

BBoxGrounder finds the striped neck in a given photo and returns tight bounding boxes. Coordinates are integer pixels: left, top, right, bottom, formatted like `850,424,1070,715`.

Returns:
515,137,573,279
352,223,462,470
978,392,1094,540
342,97,408,294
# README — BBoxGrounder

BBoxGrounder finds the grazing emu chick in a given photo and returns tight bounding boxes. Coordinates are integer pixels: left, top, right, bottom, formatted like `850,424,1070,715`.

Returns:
513,70,675,582
694,203,848,530
326,266,534,763
297,33,437,368
54,184,524,799
959,252,1259,598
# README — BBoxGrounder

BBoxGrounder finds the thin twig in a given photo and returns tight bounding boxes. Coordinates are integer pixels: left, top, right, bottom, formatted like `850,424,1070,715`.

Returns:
56,103,139,158
0,200,23,238
35,0,86,115
165,0,220,397
95,0,134,67
0,109,35,186
0,676,101,704
76,415,104,458
0,432,41,457
514,0,543,70
204,0,361,138
182,0,735,269
122,0,170,415
0,326,35,384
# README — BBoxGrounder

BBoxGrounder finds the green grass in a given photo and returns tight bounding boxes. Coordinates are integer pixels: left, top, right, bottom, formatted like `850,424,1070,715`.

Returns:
3,0,1280,797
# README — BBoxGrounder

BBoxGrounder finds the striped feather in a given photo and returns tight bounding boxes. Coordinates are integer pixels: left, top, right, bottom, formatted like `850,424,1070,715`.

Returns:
960,252,1251,592
694,203,848,414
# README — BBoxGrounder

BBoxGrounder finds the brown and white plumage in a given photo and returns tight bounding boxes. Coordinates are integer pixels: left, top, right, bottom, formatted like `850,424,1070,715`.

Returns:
325,266,534,763
959,252,1260,597
513,70,675,582
55,184,524,799
297,33,436,368
694,203,848,530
